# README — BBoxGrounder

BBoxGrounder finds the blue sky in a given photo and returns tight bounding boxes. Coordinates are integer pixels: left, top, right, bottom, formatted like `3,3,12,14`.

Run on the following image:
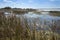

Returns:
0,0,60,8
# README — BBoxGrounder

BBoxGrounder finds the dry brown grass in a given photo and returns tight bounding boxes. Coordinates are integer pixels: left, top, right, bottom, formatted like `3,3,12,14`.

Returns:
0,14,60,40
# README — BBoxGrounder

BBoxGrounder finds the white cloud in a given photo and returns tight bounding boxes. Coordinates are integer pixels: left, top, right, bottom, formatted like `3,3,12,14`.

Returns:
3,0,13,2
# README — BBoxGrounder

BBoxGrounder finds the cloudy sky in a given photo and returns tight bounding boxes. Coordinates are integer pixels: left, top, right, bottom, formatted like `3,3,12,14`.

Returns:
0,0,60,8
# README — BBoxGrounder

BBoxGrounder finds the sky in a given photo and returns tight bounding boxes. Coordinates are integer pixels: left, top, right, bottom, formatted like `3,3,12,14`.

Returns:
0,0,60,8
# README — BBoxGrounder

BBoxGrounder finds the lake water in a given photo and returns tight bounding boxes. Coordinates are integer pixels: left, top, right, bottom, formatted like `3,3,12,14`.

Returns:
4,12,60,33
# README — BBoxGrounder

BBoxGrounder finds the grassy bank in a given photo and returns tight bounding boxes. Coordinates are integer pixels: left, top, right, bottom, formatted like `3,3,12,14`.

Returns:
0,14,60,40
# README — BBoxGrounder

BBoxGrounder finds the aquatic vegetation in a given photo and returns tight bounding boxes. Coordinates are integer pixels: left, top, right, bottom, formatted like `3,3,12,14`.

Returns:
0,12,60,40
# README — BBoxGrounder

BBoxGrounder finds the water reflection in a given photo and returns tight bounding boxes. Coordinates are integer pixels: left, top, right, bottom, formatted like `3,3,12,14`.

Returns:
41,12,49,15
4,12,60,31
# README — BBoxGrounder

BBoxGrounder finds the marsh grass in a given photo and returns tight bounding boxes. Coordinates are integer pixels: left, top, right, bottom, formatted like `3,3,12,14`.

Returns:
0,14,60,40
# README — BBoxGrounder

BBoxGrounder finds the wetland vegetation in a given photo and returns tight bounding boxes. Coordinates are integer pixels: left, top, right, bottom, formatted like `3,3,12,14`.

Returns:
0,7,60,40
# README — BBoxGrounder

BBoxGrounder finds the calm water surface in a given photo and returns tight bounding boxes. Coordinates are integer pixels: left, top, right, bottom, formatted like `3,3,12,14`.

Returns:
4,12,60,33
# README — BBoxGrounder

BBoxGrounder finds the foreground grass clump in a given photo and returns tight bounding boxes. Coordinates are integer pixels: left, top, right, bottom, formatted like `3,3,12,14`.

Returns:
0,14,60,40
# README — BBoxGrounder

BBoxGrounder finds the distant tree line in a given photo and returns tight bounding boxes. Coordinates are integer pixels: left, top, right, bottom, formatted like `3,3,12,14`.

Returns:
49,11,60,13
0,7,37,14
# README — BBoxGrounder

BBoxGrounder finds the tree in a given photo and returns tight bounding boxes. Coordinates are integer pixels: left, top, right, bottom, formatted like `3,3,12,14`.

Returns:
4,7,11,9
